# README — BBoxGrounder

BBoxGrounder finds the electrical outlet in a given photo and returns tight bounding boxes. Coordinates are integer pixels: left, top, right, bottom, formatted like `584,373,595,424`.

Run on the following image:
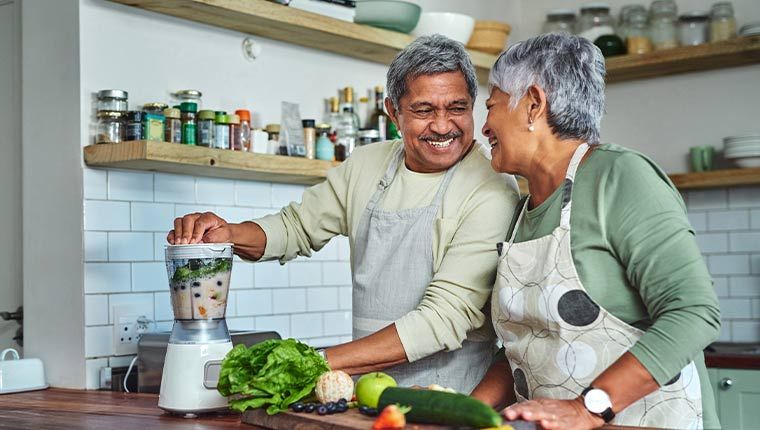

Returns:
113,306,142,356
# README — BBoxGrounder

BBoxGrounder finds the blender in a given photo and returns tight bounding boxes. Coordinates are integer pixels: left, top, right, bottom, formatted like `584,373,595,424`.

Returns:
159,243,234,416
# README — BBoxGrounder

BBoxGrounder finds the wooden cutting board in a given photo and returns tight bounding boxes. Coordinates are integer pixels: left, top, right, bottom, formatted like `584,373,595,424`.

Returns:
242,408,538,430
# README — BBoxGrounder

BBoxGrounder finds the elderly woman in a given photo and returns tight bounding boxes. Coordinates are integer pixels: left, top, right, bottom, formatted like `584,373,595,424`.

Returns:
470,33,721,430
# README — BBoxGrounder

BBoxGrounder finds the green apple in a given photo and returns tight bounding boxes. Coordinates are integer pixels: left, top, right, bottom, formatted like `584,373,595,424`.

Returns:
355,372,397,408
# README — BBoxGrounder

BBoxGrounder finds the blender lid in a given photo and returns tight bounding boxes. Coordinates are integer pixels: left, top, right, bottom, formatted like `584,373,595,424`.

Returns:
165,243,233,259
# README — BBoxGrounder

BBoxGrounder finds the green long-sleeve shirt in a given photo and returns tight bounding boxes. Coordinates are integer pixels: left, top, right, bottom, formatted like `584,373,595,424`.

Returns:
512,144,721,429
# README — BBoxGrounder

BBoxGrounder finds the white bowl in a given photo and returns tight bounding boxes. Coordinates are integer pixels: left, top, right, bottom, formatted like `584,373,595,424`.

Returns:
411,12,476,45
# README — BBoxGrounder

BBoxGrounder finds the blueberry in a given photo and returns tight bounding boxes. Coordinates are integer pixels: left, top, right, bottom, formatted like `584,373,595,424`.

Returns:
317,405,328,415
290,403,305,412
304,403,315,413
336,403,348,413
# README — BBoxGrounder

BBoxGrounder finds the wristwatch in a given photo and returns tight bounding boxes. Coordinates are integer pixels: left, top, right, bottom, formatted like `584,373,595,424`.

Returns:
581,386,615,423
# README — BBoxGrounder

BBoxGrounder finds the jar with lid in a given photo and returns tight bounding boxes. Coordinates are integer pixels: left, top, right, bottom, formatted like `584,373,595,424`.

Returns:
97,90,128,112
96,111,125,144
173,89,202,110
180,102,197,145
679,12,709,46
315,124,334,161
302,119,316,159
709,2,736,42
197,110,215,147
214,113,230,150
543,9,576,34
577,4,616,42
125,111,144,141
618,4,646,41
235,110,251,152
627,8,653,54
650,0,679,50
142,102,168,115
229,114,242,151
164,108,182,143
265,124,281,155
143,113,165,142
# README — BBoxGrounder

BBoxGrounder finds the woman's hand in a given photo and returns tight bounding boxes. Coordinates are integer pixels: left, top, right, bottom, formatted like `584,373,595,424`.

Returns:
167,212,231,245
502,398,604,430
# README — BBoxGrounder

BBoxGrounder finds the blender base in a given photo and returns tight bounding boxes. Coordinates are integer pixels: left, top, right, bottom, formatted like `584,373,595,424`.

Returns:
158,341,233,415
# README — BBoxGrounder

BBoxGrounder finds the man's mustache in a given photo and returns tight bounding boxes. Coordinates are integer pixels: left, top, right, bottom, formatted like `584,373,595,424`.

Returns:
418,131,463,141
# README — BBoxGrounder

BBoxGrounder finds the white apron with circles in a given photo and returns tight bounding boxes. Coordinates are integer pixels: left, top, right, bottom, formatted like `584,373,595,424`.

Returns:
492,143,703,429
352,144,495,393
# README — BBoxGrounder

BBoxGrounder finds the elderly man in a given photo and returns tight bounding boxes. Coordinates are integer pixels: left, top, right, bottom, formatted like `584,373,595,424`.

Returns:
168,35,519,393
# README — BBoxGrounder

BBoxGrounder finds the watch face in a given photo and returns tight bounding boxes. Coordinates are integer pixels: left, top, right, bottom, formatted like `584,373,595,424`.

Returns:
584,388,612,414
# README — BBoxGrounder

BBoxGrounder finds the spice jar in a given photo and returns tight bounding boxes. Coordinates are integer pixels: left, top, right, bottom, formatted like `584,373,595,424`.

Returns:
650,0,679,50
143,113,165,142
302,119,316,160
96,111,125,144
173,89,202,110
315,124,334,161
235,110,252,152
97,90,128,112
197,110,215,147
214,113,230,150
229,114,242,151
125,111,143,141
543,9,576,34
142,102,168,115
679,12,709,46
577,4,616,42
164,108,182,144
180,102,197,145
627,8,653,54
709,2,736,42
266,124,281,155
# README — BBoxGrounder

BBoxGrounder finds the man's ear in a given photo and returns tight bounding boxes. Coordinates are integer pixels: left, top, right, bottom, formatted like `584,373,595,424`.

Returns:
385,97,400,128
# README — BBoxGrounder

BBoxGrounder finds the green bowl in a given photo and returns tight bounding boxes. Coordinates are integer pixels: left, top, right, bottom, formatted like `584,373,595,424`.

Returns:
354,0,422,34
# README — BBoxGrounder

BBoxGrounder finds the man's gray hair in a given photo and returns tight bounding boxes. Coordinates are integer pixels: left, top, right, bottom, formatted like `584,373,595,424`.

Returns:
387,34,478,109
488,33,606,145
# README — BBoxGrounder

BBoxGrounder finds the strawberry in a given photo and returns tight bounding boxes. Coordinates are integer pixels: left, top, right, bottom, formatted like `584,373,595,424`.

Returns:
372,404,411,430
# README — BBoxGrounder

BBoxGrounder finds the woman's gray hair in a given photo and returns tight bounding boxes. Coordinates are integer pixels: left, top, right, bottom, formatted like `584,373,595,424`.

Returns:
489,33,606,144
387,34,478,109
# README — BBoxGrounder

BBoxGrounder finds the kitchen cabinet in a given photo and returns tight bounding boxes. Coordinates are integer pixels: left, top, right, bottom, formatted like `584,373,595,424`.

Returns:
709,368,760,430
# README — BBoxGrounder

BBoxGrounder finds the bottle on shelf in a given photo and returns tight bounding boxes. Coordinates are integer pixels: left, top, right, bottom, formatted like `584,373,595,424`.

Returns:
368,85,389,141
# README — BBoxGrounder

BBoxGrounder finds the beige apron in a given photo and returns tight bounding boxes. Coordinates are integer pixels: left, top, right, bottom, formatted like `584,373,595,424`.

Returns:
352,144,495,393
492,143,703,429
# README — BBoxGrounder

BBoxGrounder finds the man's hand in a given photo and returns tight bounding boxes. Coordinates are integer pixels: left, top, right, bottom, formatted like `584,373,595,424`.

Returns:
502,398,604,430
167,212,231,245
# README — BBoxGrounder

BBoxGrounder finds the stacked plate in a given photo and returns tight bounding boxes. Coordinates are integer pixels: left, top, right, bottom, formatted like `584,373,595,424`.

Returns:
724,134,760,168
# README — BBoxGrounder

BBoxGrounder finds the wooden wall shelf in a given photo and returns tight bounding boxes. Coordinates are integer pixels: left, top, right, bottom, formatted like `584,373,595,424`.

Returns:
83,141,338,185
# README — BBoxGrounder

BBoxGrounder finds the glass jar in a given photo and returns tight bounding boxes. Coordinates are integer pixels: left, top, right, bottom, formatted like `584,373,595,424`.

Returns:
180,102,197,145
142,102,168,115
266,123,281,155
709,2,736,42
197,110,215,147
214,113,230,150
627,8,653,54
143,113,165,142
236,110,252,152
315,124,334,161
163,108,182,144
302,119,316,159
229,114,242,151
618,4,646,41
173,89,202,110
97,90,128,112
543,9,576,34
577,4,616,42
679,12,709,46
650,0,679,50
96,111,124,144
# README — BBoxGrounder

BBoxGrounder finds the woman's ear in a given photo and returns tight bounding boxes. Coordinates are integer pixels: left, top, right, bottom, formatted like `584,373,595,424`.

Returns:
526,85,548,123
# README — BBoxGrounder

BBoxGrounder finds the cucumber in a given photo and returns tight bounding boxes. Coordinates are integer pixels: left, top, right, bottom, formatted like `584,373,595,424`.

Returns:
377,387,502,428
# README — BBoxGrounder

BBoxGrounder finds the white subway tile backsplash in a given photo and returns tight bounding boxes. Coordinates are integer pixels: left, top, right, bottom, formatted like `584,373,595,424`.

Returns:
695,233,728,254
84,168,107,200
323,262,352,285
271,184,305,208
709,255,750,275
237,289,273,316
215,206,254,224
687,189,726,210
131,203,174,232
273,289,306,314
255,315,290,338
109,293,155,323
291,313,323,338
732,277,760,297
85,231,108,261
235,181,272,207
324,311,352,336
108,232,154,261
85,263,130,294
85,326,113,358
732,321,760,343
154,292,173,321
254,261,289,288
84,200,130,231
717,298,753,319
227,317,255,331
289,262,323,287
339,287,352,310
86,358,108,389
196,177,235,205
728,187,760,209
713,277,729,298
155,174,195,203
730,232,760,253
132,262,167,292
307,287,339,312
108,171,154,202
708,210,750,231
85,295,109,326
687,212,707,232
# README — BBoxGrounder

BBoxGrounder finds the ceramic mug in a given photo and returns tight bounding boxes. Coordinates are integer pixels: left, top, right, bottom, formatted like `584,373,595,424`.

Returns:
690,145,715,172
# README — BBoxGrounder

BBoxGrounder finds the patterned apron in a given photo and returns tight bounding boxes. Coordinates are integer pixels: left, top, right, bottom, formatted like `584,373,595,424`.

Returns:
352,144,495,393
491,143,703,429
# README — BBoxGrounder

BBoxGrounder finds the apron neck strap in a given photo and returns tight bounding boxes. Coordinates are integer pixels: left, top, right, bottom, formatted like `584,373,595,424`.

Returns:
559,142,590,230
